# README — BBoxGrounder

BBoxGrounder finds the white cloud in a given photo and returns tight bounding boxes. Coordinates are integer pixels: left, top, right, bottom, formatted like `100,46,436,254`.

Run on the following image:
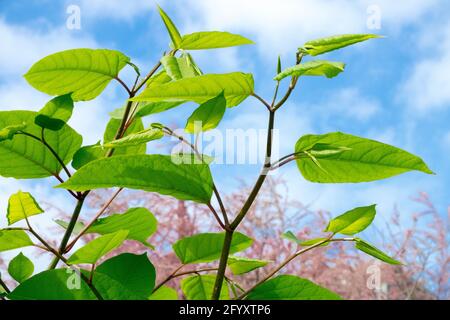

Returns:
321,88,380,121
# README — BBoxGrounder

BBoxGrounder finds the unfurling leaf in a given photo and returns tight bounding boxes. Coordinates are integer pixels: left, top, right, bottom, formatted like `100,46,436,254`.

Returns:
282,232,329,247
295,132,433,183
67,230,129,265
355,238,402,265
160,53,202,81
185,91,226,133
246,275,342,300
35,95,74,131
58,154,214,203
173,232,253,264
181,275,229,300
0,123,26,142
179,31,254,50
325,205,376,235
7,190,44,225
24,49,130,101
300,34,381,56
8,252,34,283
131,72,254,108
274,60,345,81
102,128,163,149
104,117,146,156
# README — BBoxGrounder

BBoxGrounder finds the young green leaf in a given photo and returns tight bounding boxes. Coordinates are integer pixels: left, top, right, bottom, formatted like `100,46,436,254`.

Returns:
295,132,433,183
160,53,202,81
104,117,146,156
7,190,44,225
325,205,376,235
0,111,82,179
96,253,156,298
54,219,85,235
58,154,214,203
173,232,253,264
179,31,254,50
301,34,381,56
86,270,143,300
67,230,129,265
8,252,34,283
355,238,402,265
102,128,163,149
282,232,329,247
181,275,229,300
246,275,342,300
157,6,182,49
71,142,104,170
34,95,74,131
131,72,254,107
0,123,27,142
149,285,178,300
185,91,226,133
0,230,33,252
87,207,157,248
227,256,269,275
146,70,173,87
274,60,345,81
24,49,130,101
8,269,97,300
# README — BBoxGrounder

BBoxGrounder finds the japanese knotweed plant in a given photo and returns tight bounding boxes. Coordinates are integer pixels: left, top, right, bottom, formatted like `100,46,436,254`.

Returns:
0,7,433,301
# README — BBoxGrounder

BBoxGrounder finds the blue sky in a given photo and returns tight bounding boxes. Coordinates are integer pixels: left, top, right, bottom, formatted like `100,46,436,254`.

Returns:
0,0,449,232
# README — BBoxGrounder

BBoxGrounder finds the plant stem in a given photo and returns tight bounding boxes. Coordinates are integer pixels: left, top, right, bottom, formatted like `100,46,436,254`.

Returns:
212,110,276,300
0,277,10,294
48,196,85,269
65,188,123,253
236,236,354,299
251,93,272,111
152,264,184,293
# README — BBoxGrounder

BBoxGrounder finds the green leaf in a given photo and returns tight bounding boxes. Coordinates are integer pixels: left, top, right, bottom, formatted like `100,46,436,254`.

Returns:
8,269,97,300
301,34,381,56
0,123,26,142
34,95,74,131
227,256,269,275
87,207,157,248
0,230,33,252
67,230,128,265
282,232,329,247
58,154,214,203
8,252,34,283
325,205,376,235
146,70,173,87
160,53,202,81
131,72,254,108
96,253,156,298
88,271,142,300
104,117,146,156
0,111,82,179
149,285,178,300
274,60,345,81
185,91,226,133
179,31,254,50
24,48,130,101
295,132,433,183
158,6,182,49
181,275,229,300
54,219,85,235
71,142,104,170
247,275,342,300
355,238,402,265
173,232,253,264
103,128,163,149
7,191,44,225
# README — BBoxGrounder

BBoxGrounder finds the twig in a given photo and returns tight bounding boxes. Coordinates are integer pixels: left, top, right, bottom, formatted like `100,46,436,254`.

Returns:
65,188,124,253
